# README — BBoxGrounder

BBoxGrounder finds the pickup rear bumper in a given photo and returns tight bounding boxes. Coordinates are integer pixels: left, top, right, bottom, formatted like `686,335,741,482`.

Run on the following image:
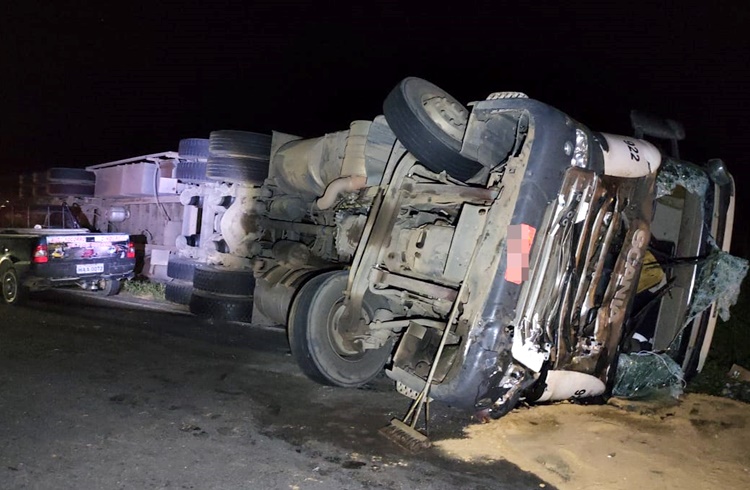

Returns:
23,260,135,291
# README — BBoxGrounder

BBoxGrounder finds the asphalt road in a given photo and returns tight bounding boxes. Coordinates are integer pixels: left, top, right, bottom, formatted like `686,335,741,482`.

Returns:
0,291,552,489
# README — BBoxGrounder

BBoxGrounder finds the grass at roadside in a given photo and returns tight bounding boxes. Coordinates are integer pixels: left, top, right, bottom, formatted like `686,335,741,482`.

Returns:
122,278,166,301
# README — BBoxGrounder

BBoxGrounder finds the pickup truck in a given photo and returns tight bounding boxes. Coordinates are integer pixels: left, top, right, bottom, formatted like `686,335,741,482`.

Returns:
0,227,136,305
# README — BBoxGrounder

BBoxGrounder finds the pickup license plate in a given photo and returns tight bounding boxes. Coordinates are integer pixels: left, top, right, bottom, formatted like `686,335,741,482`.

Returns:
76,263,104,274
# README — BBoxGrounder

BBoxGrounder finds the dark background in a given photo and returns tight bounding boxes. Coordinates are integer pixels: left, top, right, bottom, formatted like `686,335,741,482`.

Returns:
2,1,748,252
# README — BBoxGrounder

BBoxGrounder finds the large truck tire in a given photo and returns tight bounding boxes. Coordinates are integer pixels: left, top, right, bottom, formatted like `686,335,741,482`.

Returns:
166,256,198,281
383,77,483,182
208,130,272,160
175,160,210,184
178,138,210,160
189,290,254,323
176,138,211,183
193,265,256,296
288,270,393,388
206,156,269,185
165,280,193,305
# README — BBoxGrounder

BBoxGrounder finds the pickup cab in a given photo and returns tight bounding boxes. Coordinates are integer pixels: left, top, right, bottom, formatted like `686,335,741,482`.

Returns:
0,223,136,305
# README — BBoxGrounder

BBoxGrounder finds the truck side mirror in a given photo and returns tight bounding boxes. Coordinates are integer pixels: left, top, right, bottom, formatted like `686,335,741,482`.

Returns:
630,110,685,159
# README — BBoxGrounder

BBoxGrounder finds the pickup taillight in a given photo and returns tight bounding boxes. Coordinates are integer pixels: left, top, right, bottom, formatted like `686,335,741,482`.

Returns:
33,243,49,263
126,241,135,259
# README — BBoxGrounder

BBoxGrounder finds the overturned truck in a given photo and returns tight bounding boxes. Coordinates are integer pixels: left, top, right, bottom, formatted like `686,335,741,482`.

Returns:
222,77,737,417
14,77,738,418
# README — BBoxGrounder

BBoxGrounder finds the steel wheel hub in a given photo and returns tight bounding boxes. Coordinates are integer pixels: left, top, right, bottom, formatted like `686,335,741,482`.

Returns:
327,301,365,358
421,94,469,141
3,272,17,302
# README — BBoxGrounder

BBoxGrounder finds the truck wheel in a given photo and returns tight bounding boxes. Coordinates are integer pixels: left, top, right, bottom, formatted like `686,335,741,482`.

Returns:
175,160,210,184
100,279,121,296
208,130,272,160
178,138,210,160
189,290,254,323
165,280,193,305
1,267,28,305
288,270,392,388
383,77,483,182
166,256,198,281
206,156,269,185
193,265,256,296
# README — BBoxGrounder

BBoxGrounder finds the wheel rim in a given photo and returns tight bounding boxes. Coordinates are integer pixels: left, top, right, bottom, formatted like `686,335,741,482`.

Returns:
326,298,366,359
421,93,469,142
290,270,393,387
3,271,18,303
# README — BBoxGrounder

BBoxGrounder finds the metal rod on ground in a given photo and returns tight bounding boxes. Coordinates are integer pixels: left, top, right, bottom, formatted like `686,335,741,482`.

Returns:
379,315,457,452
380,186,496,452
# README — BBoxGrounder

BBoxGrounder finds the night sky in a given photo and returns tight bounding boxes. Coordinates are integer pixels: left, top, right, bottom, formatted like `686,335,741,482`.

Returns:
2,1,748,251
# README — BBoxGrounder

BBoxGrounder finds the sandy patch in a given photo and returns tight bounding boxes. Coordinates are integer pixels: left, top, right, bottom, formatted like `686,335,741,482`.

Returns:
435,394,750,489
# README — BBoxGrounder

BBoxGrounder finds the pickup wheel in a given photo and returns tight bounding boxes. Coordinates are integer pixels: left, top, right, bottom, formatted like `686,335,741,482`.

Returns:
288,270,392,388
383,77,483,182
100,279,121,296
1,267,27,305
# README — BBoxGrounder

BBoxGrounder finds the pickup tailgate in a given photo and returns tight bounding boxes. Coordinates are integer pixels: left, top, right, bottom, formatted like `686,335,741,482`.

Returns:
40,233,135,278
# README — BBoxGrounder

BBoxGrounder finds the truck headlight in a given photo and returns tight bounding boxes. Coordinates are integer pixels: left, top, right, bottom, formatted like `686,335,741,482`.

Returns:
570,128,589,168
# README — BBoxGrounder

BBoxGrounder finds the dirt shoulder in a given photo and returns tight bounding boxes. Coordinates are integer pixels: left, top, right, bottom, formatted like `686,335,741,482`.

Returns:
436,394,750,489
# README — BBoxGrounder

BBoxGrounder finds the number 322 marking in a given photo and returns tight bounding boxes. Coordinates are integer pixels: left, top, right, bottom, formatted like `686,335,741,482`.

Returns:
623,140,640,161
